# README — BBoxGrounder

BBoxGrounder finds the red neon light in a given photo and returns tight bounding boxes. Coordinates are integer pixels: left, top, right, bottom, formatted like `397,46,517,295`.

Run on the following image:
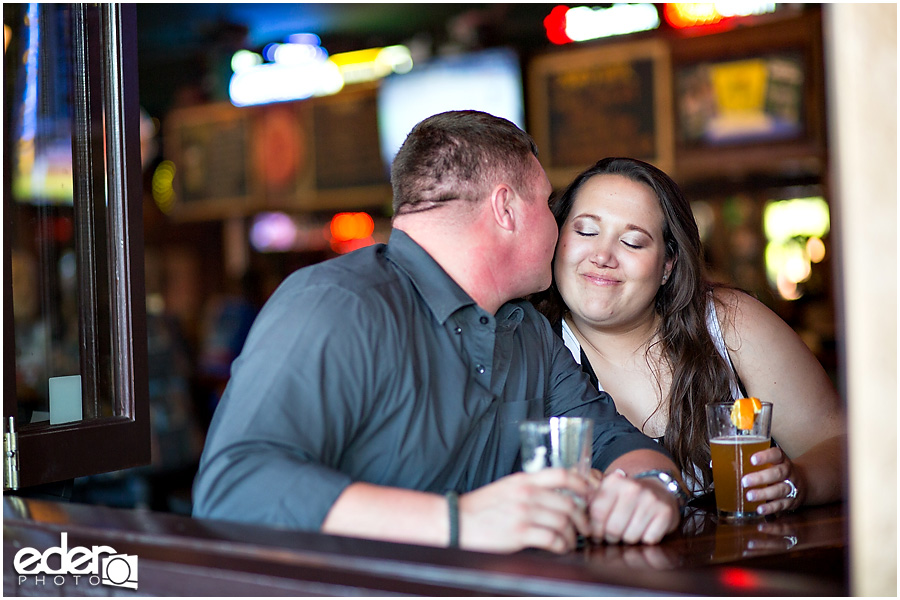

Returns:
543,5,572,45
330,212,374,242
720,567,760,589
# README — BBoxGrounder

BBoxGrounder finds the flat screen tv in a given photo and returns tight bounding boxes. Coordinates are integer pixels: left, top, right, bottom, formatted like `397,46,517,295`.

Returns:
376,48,525,171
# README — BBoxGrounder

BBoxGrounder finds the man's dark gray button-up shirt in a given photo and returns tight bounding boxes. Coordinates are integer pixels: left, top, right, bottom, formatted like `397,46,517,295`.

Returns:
192,229,666,530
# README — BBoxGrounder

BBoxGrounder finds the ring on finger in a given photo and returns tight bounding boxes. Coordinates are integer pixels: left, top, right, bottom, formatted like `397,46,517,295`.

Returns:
783,479,798,499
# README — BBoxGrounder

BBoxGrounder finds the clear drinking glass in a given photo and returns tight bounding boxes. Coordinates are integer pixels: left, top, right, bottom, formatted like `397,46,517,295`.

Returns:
705,401,773,520
519,417,593,478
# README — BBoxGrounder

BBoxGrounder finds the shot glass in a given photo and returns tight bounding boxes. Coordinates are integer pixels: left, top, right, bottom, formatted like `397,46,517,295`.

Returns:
705,401,773,520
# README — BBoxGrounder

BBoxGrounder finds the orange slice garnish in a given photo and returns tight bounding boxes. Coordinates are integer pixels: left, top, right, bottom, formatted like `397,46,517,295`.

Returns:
730,397,762,430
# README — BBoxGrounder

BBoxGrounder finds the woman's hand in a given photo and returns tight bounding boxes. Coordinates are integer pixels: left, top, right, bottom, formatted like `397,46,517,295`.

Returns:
588,470,681,545
741,446,804,515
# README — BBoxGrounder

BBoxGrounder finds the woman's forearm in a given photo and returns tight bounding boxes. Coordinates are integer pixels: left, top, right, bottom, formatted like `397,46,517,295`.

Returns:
791,434,847,505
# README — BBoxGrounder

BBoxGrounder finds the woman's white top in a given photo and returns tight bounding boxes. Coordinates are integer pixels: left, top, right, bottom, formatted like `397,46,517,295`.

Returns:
560,295,741,494
560,296,741,398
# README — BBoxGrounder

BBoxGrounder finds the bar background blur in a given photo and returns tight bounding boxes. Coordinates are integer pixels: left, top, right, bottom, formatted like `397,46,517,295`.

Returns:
3,4,895,596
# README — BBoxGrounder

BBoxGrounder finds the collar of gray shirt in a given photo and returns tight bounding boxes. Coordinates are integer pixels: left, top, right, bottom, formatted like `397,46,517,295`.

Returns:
385,228,522,326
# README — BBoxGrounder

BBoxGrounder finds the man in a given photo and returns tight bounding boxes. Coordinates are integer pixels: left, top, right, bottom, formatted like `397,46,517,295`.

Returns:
193,111,685,553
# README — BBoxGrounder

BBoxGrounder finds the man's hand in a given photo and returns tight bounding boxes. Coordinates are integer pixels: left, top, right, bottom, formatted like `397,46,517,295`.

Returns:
588,470,680,545
458,468,590,554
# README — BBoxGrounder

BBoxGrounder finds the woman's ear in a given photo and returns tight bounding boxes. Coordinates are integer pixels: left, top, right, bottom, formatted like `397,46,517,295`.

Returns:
663,255,676,284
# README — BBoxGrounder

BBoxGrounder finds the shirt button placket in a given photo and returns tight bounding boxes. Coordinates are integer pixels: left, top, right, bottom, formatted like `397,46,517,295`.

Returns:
476,316,490,376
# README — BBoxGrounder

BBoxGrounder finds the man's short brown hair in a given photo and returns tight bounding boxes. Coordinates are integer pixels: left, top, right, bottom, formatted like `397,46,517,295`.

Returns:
390,110,539,216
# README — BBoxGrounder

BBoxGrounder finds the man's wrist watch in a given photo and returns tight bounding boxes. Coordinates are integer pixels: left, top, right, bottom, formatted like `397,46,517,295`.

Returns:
633,469,690,508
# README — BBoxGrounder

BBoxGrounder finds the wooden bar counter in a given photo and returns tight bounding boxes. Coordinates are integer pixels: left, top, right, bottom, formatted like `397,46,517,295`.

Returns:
3,495,847,596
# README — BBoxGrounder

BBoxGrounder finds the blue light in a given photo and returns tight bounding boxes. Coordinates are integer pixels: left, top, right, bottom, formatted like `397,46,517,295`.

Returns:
20,3,40,142
287,32,321,46
262,42,280,62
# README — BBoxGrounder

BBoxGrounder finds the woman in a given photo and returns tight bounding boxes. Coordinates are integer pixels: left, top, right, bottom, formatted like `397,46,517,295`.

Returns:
531,157,845,515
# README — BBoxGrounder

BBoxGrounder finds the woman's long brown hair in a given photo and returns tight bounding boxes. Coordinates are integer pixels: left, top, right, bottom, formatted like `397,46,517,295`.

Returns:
530,157,736,491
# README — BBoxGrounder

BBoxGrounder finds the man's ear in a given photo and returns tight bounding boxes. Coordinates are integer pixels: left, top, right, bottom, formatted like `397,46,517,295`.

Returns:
489,184,516,232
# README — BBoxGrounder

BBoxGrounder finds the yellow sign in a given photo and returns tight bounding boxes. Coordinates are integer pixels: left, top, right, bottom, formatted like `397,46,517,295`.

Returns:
710,59,768,113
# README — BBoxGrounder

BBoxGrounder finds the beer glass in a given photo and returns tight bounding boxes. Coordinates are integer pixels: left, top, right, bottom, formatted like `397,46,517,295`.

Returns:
705,401,773,520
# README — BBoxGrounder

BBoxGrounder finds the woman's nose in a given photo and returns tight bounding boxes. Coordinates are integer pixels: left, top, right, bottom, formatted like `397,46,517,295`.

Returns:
589,240,617,268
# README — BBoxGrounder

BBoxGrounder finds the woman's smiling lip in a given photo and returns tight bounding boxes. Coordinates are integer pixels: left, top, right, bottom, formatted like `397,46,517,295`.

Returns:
582,273,621,286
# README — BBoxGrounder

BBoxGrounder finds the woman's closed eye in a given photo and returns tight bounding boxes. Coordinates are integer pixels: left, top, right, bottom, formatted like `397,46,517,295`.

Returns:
575,230,597,237
621,240,644,249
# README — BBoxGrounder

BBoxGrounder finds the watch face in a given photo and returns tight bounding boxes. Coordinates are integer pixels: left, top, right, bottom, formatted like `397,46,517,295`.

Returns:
636,470,688,505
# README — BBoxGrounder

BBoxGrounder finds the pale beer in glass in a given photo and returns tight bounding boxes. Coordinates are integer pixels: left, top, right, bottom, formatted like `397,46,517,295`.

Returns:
705,401,773,520
709,435,771,516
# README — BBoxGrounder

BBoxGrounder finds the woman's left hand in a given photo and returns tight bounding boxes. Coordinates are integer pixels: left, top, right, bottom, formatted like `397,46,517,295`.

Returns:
740,446,804,515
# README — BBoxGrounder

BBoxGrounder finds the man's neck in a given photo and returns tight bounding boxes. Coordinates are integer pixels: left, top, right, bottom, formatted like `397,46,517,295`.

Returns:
393,213,508,315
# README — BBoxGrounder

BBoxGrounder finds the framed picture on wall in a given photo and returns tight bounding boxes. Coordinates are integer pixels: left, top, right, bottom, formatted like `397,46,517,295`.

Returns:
527,38,674,187
165,103,257,220
675,51,806,146
312,83,386,190
667,7,826,181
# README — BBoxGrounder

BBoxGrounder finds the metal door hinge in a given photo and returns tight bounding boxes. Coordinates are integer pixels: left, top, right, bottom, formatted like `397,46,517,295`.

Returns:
4,416,19,491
